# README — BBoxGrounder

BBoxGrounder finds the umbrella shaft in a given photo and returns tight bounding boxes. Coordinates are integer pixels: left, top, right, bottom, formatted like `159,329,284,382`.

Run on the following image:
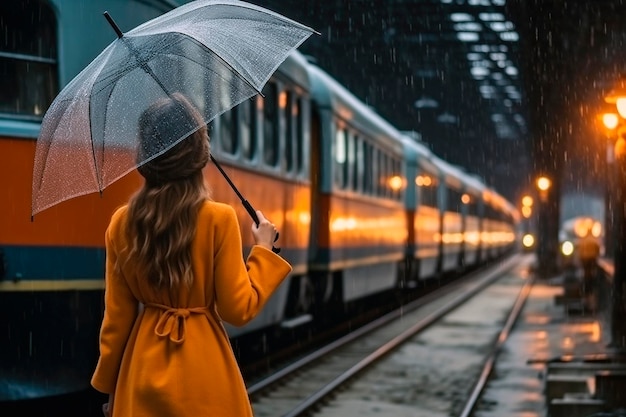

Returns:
210,154,258,223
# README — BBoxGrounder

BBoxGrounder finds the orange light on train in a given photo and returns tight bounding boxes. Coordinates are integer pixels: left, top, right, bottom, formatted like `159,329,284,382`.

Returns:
416,175,432,186
461,193,470,204
279,91,288,109
388,175,405,191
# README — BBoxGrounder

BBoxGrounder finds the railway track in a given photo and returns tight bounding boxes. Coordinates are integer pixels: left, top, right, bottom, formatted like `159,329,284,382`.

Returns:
247,253,534,417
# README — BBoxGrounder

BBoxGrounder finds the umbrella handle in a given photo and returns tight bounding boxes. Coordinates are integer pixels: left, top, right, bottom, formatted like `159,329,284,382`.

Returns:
242,200,281,254
210,155,280,254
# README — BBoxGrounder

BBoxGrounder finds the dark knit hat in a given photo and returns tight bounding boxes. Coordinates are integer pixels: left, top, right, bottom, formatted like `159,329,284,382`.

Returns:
136,93,209,185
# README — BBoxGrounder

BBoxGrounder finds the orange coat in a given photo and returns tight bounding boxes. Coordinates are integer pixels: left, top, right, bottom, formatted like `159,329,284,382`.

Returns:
578,234,600,262
91,201,292,416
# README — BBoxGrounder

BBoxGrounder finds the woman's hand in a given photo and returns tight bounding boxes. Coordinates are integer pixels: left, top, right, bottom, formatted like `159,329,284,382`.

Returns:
251,210,277,250
102,393,114,417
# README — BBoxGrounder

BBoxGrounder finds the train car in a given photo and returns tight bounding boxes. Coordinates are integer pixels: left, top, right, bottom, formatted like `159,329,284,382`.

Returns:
400,135,438,283
0,0,313,400
435,159,468,275
0,0,185,401
481,189,518,259
413,143,444,280
0,0,520,403
206,51,314,336
461,174,487,268
401,135,517,282
305,63,407,310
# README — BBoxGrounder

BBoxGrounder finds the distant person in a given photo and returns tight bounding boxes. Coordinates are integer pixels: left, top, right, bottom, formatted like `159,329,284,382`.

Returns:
577,226,600,303
90,93,292,417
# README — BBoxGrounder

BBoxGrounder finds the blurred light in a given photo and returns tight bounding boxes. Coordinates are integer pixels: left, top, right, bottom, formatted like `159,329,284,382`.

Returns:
454,22,482,32
499,31,519,42
536,176,551,191
572,217,602,238
414,96,439,109
521,206,532,218
416,175,432,187
388,175,405,191
522,195,533,207
478,13,505,21
461,193,470,204
561,336,575,351
330,217,357,232
522,233,535,248
561,240,574,257
603,113,619,130
489,21,514,32
592,222,602,238
471,66,490,79
505,66,519,77
450,13,473,22
617,97,626,119
457,32,480,42
437,112,458,124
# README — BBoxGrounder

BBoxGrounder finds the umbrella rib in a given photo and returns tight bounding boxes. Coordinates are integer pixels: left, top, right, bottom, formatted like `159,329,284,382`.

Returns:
158,31,264,96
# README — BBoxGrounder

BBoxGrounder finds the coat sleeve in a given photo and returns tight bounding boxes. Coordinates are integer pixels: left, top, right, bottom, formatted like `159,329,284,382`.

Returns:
213,205,292,326
91,220,138,394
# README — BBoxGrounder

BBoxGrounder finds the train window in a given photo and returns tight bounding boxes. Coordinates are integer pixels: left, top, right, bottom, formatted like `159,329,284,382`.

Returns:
284,91,294,173
379,151,387,197
376,149,385,197
295,97,304,174
219,108,237,155
364,141,373,194
391,158,402,201
386,154,394,199
466,195,478,216
383,152,391,198
417,171,438,207
345,131,355,190
334,127,347,189
354,135,364,192
241,98,256,161
0,1,58,120
446,187,462,213
262,82,279,167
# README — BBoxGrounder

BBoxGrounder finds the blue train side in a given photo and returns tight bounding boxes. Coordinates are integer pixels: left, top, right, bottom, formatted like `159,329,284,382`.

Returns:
0,0,518,401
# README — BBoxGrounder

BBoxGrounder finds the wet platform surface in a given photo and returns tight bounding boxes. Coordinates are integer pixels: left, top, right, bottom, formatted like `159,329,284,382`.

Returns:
476,259,621,417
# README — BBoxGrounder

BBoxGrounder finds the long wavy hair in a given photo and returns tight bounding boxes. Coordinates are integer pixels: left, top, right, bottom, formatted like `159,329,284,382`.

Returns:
125,93,210,292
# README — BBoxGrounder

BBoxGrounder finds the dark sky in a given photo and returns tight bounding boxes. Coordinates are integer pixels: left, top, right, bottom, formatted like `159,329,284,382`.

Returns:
249,0,626,206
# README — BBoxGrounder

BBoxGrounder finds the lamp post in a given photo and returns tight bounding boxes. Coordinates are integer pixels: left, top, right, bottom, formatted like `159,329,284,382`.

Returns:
602,88,626,353
601,111,618,257
521,194,533,233
535,175,553,277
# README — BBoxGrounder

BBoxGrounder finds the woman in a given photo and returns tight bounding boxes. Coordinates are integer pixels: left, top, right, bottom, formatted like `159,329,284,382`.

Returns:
91,93,292,416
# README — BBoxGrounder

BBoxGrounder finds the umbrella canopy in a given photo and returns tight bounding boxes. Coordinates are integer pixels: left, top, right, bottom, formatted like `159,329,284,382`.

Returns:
32,0,315,216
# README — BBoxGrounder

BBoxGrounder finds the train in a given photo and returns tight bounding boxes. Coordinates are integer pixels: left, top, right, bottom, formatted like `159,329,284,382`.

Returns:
0,0,519,401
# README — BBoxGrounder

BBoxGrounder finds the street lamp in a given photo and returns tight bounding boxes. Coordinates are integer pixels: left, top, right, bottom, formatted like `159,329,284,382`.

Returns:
602,89,626,354
536,176,551,199
535,175,554,276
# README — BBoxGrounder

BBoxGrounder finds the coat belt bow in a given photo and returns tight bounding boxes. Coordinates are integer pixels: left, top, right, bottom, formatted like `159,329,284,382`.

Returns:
145,303,209,344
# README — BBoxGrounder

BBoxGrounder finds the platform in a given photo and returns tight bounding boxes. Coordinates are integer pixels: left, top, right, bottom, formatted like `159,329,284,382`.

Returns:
476,257,626,417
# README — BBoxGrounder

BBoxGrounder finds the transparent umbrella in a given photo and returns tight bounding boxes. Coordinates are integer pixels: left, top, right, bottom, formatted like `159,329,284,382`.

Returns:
31,0,315,219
